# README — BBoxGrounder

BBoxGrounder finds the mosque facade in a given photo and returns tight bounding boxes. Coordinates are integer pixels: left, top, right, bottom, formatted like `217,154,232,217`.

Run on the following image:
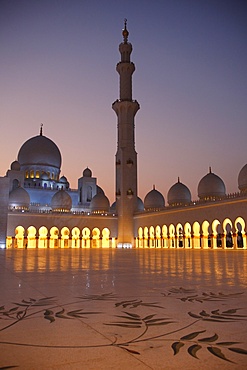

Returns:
0,22,247,250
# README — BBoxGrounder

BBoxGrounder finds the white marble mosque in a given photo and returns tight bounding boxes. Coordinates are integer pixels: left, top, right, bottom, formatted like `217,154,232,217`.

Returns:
0,20,247,251
1,21,247,370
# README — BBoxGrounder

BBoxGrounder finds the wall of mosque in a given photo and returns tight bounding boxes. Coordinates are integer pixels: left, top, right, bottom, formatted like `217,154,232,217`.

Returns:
6,212,118,249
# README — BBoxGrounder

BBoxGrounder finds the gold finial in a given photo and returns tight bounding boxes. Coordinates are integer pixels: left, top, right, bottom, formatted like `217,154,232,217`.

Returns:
40,123,43,136
122,18,129,43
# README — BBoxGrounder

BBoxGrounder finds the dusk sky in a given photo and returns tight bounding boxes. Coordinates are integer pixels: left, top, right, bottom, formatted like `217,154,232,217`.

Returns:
1,0,246,204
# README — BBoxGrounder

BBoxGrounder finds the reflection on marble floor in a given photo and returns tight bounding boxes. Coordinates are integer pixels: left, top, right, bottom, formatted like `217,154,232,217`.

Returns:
0,249,247,369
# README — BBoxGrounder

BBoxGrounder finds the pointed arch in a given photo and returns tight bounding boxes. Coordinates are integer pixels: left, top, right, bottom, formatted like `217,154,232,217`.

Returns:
137,227,143,248
222,218,233,249
234,217,246,249
149,226,155,248
162,225,168,248
202,220,210,249
61,227,70,248
176,223,183,248
184,222,192,248
38,226,48,248
192,221,201,249
50,226,59,248
82,227,90,248
72,227,80,248
27,226,37,248
155,225,161,248
15,226,25,248
102,228,110,248
92,227,100,248
169,224,175,248
144,227,149,248
211,219,221,249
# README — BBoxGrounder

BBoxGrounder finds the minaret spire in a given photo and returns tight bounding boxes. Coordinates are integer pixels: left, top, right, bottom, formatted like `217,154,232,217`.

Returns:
112,22,140,247
122,18,129,43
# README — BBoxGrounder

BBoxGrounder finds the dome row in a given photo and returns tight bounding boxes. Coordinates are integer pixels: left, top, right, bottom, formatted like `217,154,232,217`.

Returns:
143,166,245,211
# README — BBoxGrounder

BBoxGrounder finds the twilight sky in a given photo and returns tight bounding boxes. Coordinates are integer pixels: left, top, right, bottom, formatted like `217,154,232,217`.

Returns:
1,0,246,204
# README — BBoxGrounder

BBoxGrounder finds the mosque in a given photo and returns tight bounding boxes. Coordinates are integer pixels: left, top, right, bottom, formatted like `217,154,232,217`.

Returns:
0,22,247,250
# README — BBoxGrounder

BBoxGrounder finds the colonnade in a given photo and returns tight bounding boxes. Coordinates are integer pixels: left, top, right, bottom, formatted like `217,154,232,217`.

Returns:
135,217,246,249
7,226,115,249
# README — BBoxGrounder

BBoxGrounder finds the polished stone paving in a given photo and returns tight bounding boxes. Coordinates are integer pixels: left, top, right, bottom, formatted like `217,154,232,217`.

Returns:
0,249,247,369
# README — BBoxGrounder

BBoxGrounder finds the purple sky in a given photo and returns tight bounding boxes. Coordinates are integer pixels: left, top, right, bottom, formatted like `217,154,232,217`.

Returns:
1,0,246,204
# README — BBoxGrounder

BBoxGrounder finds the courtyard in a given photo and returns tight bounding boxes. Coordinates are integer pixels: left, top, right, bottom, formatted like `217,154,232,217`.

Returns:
0,249,247,369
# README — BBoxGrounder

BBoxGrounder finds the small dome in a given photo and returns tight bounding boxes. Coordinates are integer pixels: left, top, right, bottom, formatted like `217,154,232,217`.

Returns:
136,197,144,212
83,167,92,177
51,190,72,212
60,175,68,183
90,192,110,213
168,178,191,206
238,164,247,193
10,160,20,171
9,186,30,209
144,186,165,211
198,168,226,200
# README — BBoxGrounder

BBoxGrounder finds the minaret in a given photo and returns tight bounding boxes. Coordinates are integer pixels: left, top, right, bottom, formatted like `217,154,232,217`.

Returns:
112,20,140,247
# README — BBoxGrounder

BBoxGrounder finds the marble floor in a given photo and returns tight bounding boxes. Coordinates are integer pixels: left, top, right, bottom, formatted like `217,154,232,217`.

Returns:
0,248,247,370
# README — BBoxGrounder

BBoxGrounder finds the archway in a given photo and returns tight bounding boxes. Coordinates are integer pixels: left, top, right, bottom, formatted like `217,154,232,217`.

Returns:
169,224,175,248
138,227,143,248
234,217,246,249
50,227,59,248
192,221,200,248
176,223,183,248
15,226,25,248
184,222,192,248
38,226,48,248
144,227,149,248
27,226,37,248
155,225,161,248
162,225,168,248
72,227,80,248
201,220,210,249
61,227,70,248
223,218,233,249
211,219,221,249
102,228,110,248
149,226,155,248
82,227,90,248
92,228,100,248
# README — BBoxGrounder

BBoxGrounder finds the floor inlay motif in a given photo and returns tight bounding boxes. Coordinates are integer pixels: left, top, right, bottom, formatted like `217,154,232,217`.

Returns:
1,288,247,368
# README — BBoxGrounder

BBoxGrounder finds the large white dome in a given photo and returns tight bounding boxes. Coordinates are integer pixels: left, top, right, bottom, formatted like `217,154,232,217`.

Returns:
168,178,191,206
18,133,61,171
198,168,226,200
144,186,165,211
